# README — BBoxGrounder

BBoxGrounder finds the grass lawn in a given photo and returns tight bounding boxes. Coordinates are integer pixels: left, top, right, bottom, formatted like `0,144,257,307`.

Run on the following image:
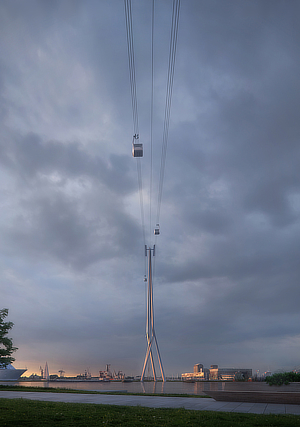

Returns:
0,399,300,426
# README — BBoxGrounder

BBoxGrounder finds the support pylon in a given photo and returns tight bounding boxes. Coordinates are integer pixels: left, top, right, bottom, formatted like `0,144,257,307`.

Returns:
141,246,165,382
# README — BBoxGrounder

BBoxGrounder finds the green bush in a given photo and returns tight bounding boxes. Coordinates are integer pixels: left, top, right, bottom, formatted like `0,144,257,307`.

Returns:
265,372,300,386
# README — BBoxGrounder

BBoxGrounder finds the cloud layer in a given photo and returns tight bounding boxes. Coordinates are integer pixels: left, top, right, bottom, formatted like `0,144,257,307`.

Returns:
1,0,300,377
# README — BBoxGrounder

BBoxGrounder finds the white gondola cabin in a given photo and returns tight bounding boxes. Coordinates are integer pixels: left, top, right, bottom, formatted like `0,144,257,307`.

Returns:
154,224,160,235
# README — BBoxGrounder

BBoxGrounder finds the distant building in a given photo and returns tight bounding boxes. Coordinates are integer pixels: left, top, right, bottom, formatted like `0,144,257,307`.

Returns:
209,365,218,380
182,363,209,381
218,367,252,381
43,362,50,381
182,363,252,381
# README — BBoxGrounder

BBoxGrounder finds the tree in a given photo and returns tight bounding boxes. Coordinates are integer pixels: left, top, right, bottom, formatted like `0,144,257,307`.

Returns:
0,309,18,368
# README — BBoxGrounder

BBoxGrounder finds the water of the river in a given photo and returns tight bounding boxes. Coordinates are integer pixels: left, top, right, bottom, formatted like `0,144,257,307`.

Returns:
4,380,225,395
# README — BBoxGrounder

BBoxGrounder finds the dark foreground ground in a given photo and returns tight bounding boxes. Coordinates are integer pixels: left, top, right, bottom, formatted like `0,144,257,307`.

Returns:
1,397,300,426
1,390,300,426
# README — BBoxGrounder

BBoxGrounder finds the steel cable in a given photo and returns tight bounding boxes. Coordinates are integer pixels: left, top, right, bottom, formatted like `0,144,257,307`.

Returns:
156,0,180,225
149,0,155,245
124,0,147,282
124,0,139,136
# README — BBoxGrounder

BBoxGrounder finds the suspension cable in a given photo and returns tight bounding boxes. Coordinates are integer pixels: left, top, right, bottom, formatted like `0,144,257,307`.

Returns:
149,0,155,244
124,0,147,279
124,0,180,275
124,0,139,136
156,0,180,225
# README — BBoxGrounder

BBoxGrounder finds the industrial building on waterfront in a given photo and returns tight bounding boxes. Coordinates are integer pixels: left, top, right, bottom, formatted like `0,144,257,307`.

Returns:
182,364,252,381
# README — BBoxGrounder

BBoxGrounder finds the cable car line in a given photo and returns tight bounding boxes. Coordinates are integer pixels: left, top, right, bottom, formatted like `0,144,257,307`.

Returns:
124,0,139,136
156,0,180,226
124,0,180,383
125,0,180,249
125,0,147,280
149,0,155,245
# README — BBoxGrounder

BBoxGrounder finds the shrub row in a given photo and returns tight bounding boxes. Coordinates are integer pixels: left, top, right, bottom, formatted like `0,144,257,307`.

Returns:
266,372,300,386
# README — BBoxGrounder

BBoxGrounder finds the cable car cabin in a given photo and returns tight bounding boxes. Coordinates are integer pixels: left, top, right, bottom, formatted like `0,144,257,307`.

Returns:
154,224,160,235
132,143,143,157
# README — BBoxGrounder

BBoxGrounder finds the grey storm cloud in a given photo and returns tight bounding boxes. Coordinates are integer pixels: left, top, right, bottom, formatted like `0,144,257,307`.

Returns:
0,132,140,269
1,0,300,377
1,132,134,194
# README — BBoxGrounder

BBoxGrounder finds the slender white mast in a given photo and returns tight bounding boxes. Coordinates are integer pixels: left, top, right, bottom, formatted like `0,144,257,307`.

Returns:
141,245,165,382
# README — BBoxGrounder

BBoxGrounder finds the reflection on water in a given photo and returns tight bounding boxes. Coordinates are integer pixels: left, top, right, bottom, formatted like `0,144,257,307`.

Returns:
12,380,225,395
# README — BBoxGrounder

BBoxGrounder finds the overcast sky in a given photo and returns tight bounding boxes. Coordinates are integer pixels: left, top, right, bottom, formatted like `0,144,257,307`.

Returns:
1,0,300,378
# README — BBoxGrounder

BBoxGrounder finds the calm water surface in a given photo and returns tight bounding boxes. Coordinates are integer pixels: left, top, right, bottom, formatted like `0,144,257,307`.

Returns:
10,380,225,395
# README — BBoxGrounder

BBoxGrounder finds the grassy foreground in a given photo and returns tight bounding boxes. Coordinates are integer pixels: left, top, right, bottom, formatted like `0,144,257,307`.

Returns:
0,399,300,426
